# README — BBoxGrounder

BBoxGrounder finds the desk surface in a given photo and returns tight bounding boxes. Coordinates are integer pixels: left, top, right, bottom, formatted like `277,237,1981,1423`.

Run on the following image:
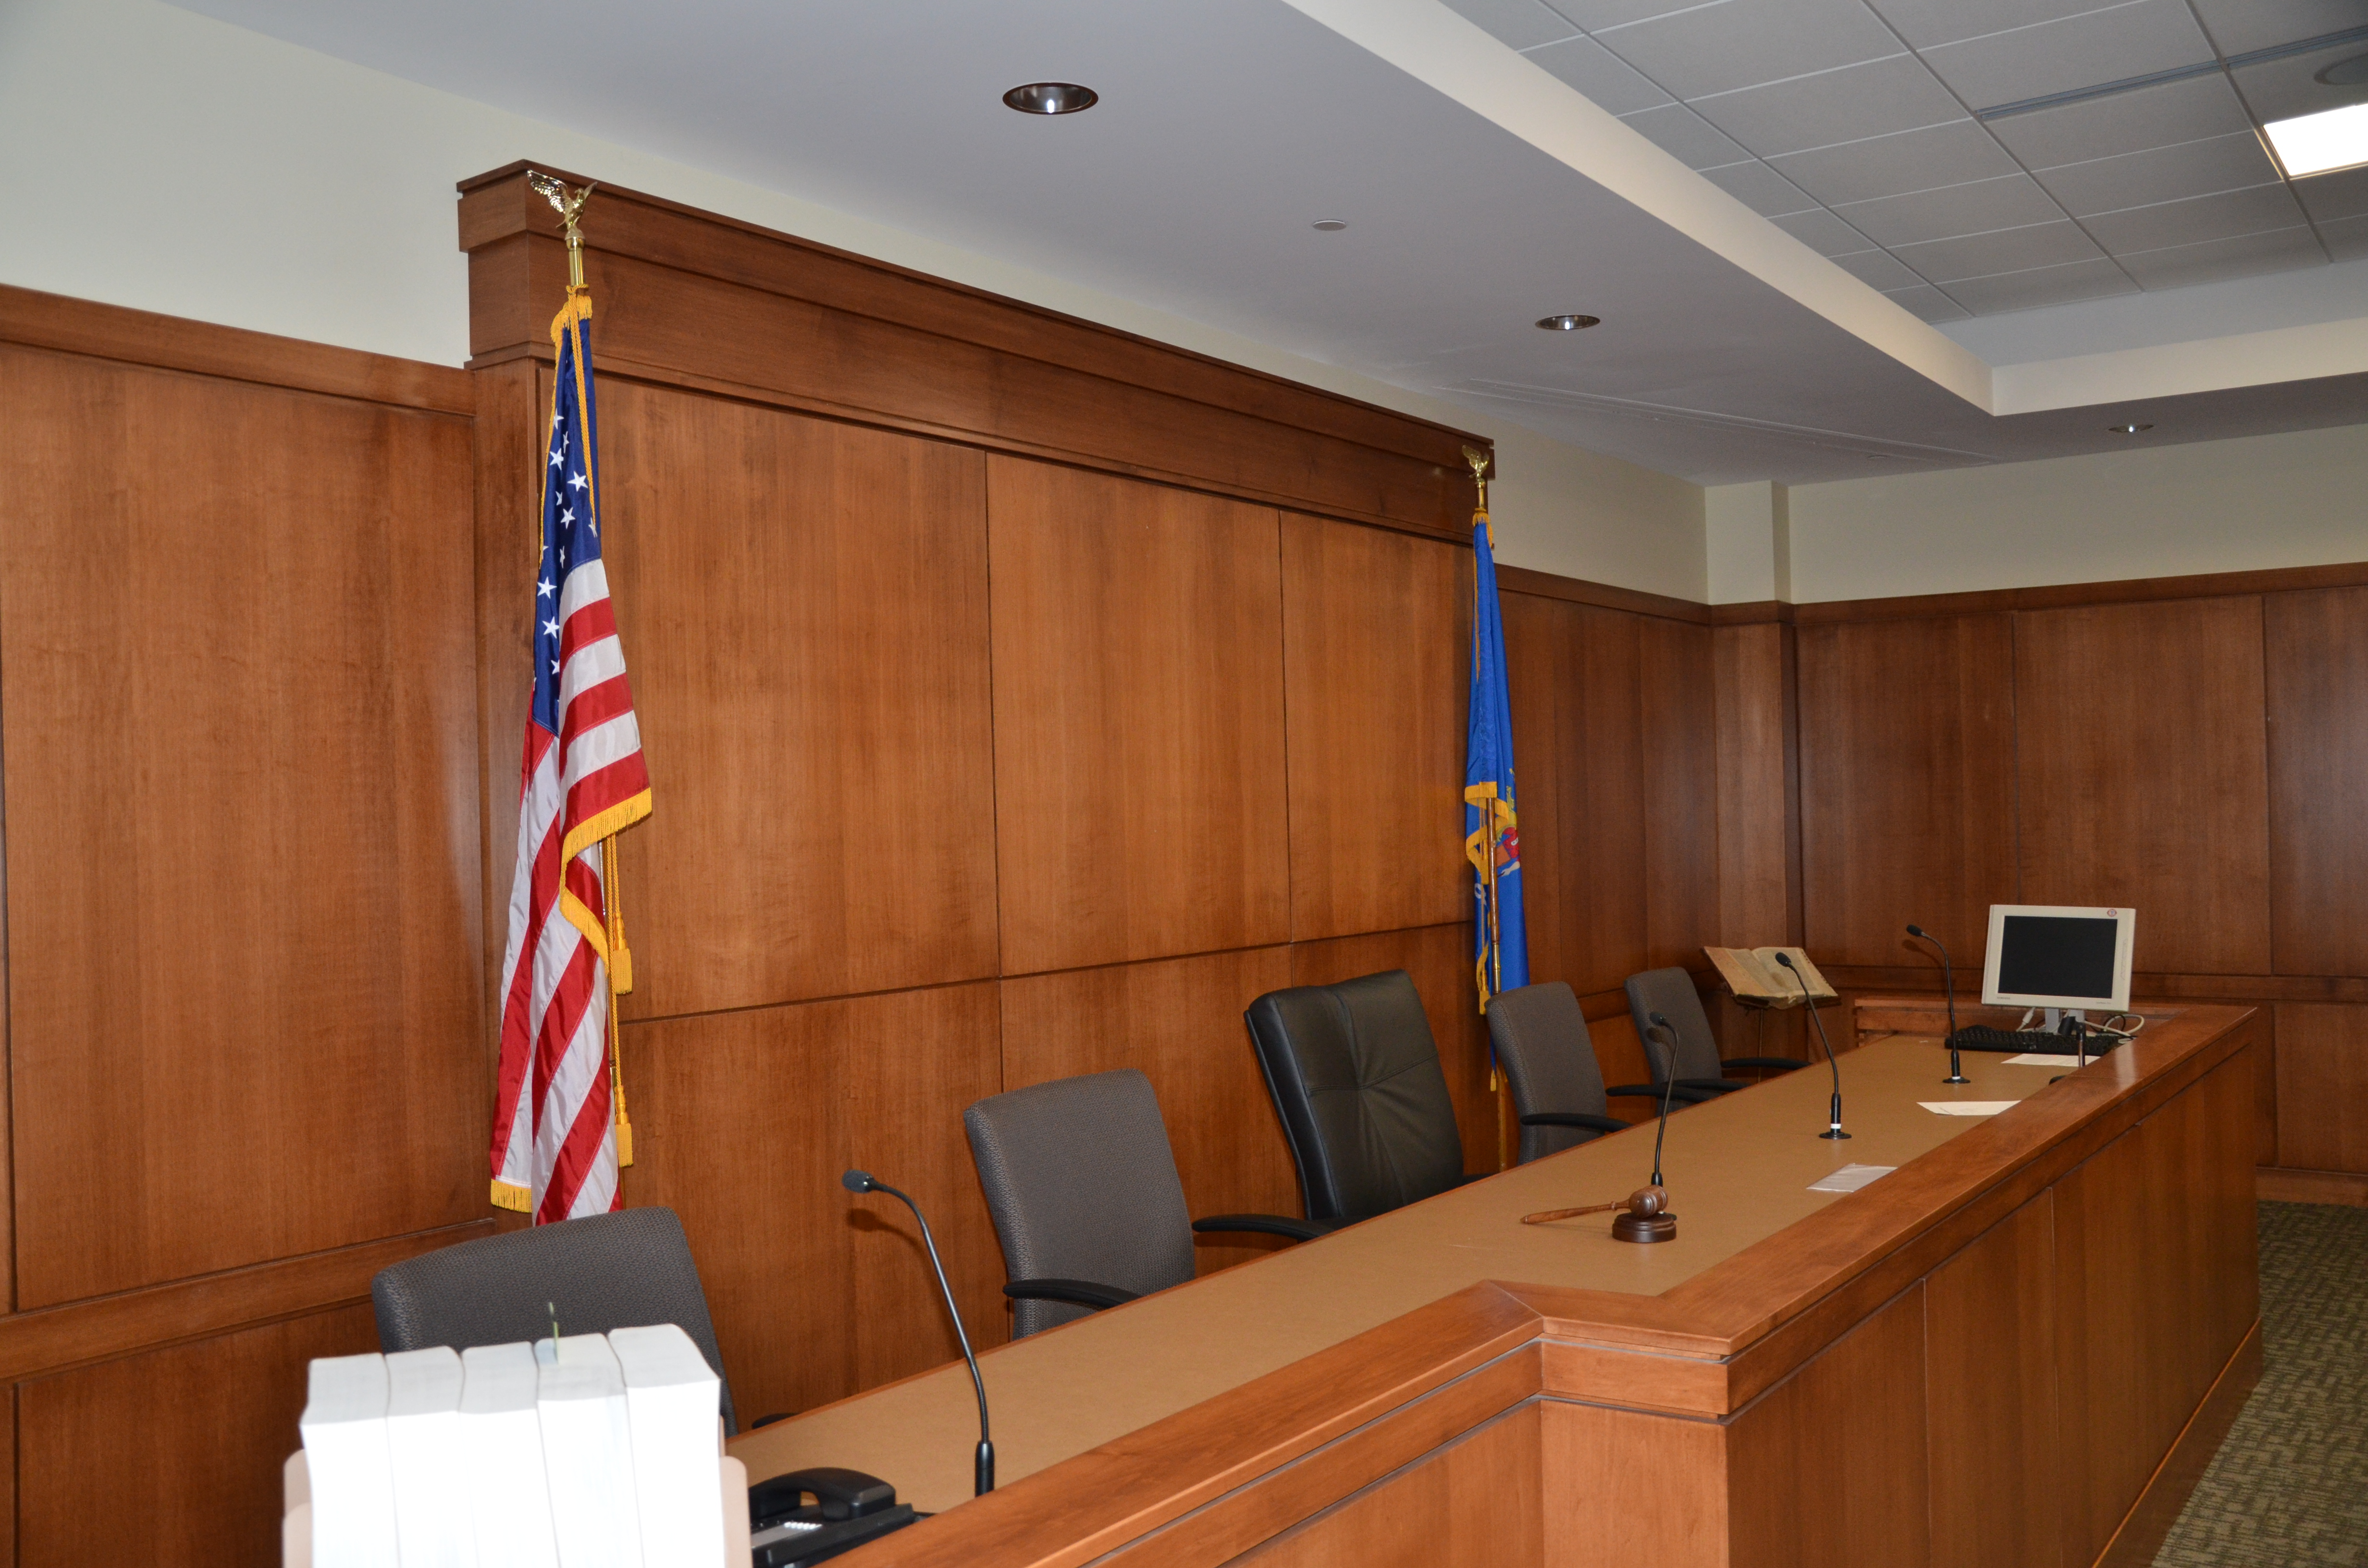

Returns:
732,1025,2189,1513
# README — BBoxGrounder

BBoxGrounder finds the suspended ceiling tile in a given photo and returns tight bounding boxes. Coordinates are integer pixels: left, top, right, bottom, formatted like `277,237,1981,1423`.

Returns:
1617,101,1754,168
1438,0,1582,50
1769,206,1881,256
1523,33,1672,113
1832,171,2069,246
1892,218,2108,280
2035,133,2286,217
1590,0,1903,101
2295,164,2368,222
1922,0,2214,110
2319,213,2368,259
1829,247,1928,289
1690,52,1968,157
2187,0,2368,57
1880,282,1974,322
1698,159,1821,216
2119,226,2328,289
1864,0,2114,51
1983,74,2256,168
2084,182,2310,252
1766,117,2020,206
1941,256,2139,313
2231,41,2368,126
1540,0,1715,28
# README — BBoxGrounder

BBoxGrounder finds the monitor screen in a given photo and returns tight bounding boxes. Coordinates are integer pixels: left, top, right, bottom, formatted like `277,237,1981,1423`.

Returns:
1981,905,2135,1011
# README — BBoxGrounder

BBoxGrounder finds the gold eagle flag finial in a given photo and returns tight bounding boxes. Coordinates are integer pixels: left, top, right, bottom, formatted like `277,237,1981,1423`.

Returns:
528,172,599,291
1462,444,1491,513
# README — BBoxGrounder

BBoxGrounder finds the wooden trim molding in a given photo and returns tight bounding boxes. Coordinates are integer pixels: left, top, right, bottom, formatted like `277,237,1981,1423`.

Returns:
1788,558,2368,624
1495,564,1711,625
0,283,475,416
455,162,1484,540
2257,1167,2368,1206
1708,599,1793,626
1827,964,2368,1006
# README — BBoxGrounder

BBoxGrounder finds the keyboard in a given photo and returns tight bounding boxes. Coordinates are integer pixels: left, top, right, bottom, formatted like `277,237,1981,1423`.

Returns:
1949,1026,2098,1053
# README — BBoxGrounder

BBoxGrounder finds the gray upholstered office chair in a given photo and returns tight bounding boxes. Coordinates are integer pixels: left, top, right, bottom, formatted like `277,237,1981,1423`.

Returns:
370,1205,740,1433
1623,967,1805,1104
1242,969,1473,1227
1485,981,1647,1164
964,1069,1325,1338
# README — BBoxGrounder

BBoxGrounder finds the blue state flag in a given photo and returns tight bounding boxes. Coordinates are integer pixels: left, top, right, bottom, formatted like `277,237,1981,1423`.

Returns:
1465,499,1529,1015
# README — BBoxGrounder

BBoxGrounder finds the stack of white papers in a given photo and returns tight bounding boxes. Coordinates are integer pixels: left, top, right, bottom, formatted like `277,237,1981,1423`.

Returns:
300,1354,398,1568
612,1325,727,1568
461,1343,559,1568
1807,1164,1895,1194
538,1334,645,1568
385,1348,472,1568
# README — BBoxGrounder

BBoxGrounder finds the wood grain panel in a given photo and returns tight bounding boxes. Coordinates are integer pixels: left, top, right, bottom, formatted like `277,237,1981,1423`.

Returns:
999,948,1297,1274
987,459,1288,974
1225,1403,1541,1568
2273,1003,2368,1173
1640,618,1720,971
1714,621,1798,947
597,381,999,1014
18,1303,378,1568
1727,1284,1930,1568
1541,1396,1725,1568
0,345,483,1308
473,357,543,1062
1558,606,1651,995
2013,599,2272,975
2264,586,2368,976
620,983,1007,1422
1281,516,1468,943
1291,925,1494,1173
1926,1195,2060,1568
1797,614,2016,968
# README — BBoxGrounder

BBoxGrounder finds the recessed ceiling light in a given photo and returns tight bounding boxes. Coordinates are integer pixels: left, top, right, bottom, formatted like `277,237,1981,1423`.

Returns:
1003,82,1098,115
2315,51,2368,87
1311,219,1349,231
2261,102,2368,177
2108,422,2153,434
1535,314,1601,331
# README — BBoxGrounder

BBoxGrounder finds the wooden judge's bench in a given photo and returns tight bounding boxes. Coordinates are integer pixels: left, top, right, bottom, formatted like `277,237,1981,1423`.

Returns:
732,1001,2262,1568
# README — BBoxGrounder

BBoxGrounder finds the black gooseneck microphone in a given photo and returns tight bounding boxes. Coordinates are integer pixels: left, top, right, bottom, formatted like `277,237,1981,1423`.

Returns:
1906,924,1969,1085
1774,952,1848,1140
1644,1011,1683,1188
1611,1013,1687,1243
842,1170,994,1494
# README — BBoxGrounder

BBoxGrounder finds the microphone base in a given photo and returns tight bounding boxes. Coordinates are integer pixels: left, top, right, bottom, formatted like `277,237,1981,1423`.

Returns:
1941,1073,1970,1085
1611,1211,1677,1244
1819,1128,1852,1140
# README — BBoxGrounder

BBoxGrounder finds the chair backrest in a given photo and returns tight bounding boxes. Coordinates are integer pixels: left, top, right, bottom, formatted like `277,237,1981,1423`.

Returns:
964,1069,1197,1338
1625,968,1720,1083
1243,970,1464,1225
371,1206,737,1432
1486,981,1612,1164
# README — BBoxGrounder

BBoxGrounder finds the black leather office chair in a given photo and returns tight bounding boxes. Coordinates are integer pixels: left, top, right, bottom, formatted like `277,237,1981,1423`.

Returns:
1485,981,1647,1164
964,1069,1325,1337
1243,969,1472,1228
370,1205,740,1433
1624,967,1806,1103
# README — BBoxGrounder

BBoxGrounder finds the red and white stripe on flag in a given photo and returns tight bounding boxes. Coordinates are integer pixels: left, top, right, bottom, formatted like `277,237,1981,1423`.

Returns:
490,288,652,1223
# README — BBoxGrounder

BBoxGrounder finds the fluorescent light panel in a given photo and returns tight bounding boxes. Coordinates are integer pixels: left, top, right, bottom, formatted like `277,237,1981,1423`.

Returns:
2262,102,2368,178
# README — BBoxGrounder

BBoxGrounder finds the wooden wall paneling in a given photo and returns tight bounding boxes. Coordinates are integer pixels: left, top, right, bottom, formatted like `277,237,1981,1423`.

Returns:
2012,599,2272,975
0,346,485,1308
1223,1403,1542,1568
1795,614,2017,969
2264,585,2368,976
987,459,1289,974
1499,593,1568,986
1586,1011,1659,1124
1924,1194,2060,1568
1280,515,1469,943
1639,618,1720,973
620,983,1008,1423
2254,1015,2279,1168
1556,606,1651,996
999,948,1298,1276
1541,1396,1725,1568
2273,1004,2368,1172
597,382,1000,1015
17,1302,378,1568
1713,621,1799,948
1726,1283,1931,1568
1291,926,1494,1173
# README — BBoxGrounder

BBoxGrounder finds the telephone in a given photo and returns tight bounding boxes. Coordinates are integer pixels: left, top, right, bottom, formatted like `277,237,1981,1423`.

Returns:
749,1467,923,1568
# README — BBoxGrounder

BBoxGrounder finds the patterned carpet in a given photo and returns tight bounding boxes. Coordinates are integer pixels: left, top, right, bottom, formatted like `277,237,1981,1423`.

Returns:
2156,1201,2368,1567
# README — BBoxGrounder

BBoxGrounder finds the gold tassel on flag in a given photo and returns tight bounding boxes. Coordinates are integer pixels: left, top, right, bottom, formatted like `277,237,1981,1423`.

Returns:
604,833,634,1167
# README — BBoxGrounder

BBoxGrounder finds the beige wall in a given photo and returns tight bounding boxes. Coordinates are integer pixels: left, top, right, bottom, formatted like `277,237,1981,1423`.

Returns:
0,0,1707,600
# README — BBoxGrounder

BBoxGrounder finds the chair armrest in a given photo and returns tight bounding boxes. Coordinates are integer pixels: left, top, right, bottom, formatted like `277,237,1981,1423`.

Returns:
1519,1112,1629,1136
1674,1078,1750,1095
1722,1056,1808,1073
1608,1083,1716,1105
1191,1213,1334,1242
1002,1278,1138,1311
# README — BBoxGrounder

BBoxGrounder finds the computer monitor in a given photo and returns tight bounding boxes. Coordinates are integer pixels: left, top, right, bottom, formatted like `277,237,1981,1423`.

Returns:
1980,905,2134,1013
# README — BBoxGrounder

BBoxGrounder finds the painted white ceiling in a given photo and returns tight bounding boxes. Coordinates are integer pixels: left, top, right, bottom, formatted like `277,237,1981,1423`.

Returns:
163,0,2368,484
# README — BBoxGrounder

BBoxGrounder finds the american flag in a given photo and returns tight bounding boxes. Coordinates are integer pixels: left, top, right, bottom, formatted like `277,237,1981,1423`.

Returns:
490,288,652,1223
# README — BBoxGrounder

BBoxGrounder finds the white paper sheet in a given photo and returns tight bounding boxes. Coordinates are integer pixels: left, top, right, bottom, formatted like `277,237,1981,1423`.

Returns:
1807,1164,1896,1193
2005,1053,2084,1067
1921,1100,2022,1116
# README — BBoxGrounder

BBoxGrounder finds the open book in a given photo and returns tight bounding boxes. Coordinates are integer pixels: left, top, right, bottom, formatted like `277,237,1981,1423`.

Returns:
1704,946,1837,1006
